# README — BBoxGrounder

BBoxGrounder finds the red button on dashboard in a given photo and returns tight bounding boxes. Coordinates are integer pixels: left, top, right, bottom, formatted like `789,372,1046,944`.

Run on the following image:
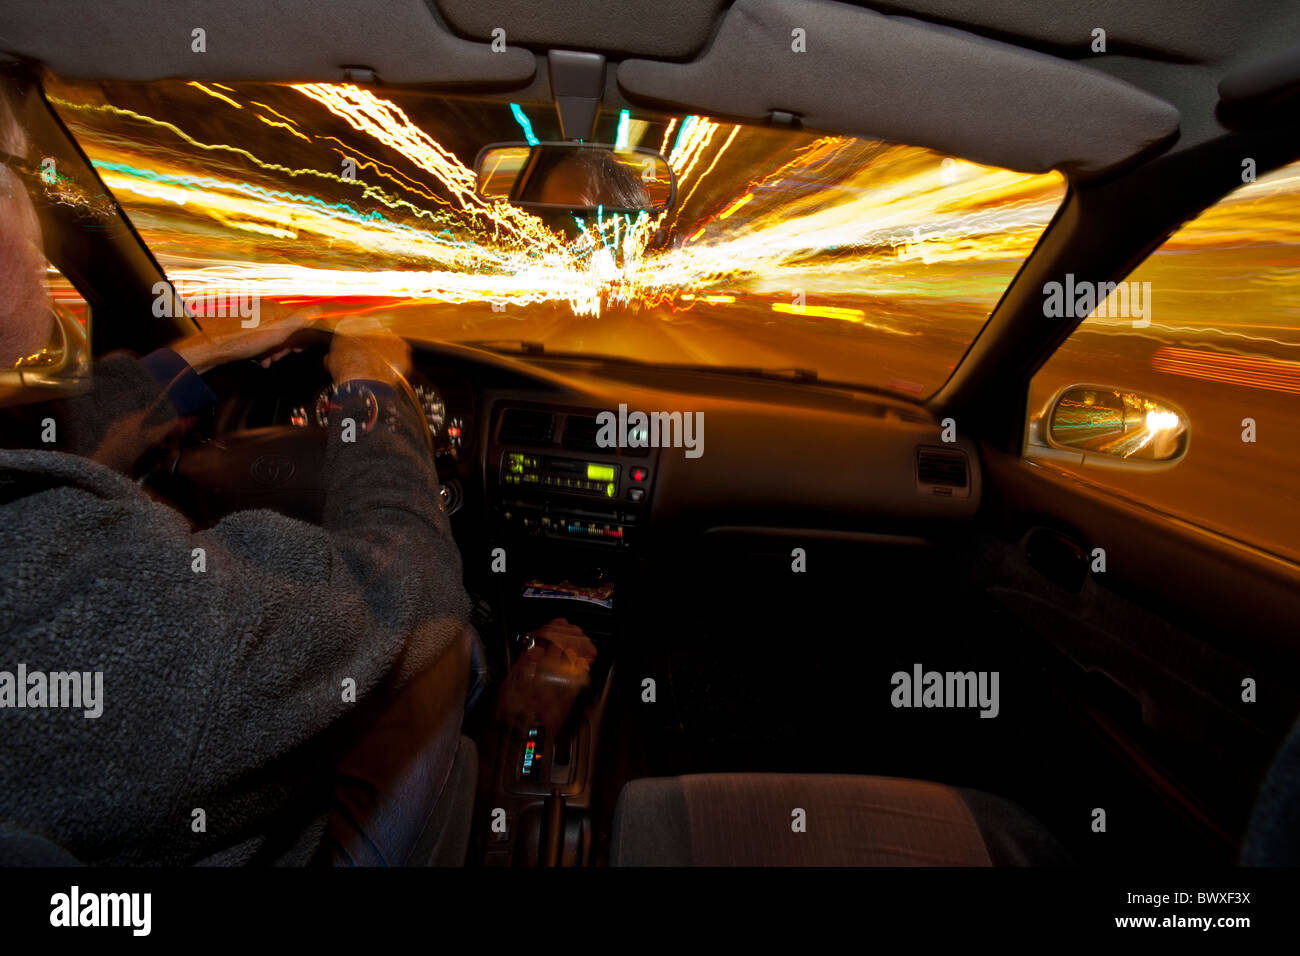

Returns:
631,467,648,483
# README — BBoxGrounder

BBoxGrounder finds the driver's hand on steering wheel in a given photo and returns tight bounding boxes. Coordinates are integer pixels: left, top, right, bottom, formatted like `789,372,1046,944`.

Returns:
170,303,320,373
326,315,411,387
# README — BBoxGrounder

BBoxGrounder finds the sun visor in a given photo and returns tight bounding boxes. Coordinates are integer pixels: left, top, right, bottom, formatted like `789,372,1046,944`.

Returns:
0,0,535,86
617,0,1180,177
1219,39,1300,105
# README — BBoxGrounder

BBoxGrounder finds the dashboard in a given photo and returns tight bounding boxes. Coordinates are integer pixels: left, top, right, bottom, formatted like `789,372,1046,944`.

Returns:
202,339,984,547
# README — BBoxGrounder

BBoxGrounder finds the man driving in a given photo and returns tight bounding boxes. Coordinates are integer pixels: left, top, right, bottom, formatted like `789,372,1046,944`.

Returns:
0,77,476,866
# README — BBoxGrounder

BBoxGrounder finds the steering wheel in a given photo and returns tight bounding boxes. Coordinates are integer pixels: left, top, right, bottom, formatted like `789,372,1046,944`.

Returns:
163,326,434,524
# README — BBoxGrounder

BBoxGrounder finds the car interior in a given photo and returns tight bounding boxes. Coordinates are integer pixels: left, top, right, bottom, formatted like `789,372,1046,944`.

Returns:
2,0,1300,871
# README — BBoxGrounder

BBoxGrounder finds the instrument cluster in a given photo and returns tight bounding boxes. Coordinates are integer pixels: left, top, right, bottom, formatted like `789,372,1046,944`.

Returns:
289,377,470,460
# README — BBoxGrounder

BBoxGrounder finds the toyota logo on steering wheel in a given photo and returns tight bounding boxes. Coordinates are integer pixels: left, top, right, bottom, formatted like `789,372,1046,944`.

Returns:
249,454,296,485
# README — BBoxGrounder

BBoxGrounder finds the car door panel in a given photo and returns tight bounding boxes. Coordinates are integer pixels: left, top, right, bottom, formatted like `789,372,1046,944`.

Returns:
973,446,1300,848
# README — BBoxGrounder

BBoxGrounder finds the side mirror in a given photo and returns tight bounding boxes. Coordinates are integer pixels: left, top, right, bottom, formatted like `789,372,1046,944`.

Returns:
474,141,675,214
1043,384,1189,467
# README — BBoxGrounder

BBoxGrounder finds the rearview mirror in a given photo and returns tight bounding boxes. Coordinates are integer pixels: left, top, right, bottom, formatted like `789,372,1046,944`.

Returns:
1045,384,1189,465
474,142,675,214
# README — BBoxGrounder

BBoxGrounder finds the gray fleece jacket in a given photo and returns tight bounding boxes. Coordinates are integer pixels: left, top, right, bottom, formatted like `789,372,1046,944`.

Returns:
0,354,470,865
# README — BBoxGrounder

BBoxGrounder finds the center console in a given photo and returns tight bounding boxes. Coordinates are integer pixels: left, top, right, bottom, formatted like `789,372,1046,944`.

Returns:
477,403,658,866
491,404,655,548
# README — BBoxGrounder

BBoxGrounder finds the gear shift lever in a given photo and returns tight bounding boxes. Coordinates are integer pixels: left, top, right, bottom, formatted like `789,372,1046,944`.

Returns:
498,618,597,738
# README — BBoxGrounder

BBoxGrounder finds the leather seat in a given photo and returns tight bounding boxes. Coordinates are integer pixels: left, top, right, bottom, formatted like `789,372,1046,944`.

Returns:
610,773,1069,866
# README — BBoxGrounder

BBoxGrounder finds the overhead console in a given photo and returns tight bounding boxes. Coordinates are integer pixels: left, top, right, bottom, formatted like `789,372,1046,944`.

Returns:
489,404,657,550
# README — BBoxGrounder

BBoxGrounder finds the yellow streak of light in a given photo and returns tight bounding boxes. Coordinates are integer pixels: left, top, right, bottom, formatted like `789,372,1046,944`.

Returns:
249,102,302,127
772,302,865,322
659,118,678,155
718,193,754,220
675,125,741,213
211,217,299,239
254,114,311,141
187,82,242,109
672,120,719,186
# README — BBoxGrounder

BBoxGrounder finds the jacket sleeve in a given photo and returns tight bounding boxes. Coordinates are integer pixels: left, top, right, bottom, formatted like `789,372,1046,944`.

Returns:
44,350,209,458
182,385,471,792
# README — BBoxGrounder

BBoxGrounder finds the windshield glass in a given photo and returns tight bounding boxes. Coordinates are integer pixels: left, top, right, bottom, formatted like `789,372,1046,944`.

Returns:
46,77,1065,395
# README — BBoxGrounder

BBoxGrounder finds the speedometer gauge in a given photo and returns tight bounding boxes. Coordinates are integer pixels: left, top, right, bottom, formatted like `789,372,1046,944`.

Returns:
314,384,377,431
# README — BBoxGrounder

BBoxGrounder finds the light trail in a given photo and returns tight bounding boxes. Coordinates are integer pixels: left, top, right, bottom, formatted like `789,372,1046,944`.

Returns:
771,302,865,322
187,82,241,109
510,103,540,147
47,79,1119,322
47,75,1300,346
1151,346,1300,394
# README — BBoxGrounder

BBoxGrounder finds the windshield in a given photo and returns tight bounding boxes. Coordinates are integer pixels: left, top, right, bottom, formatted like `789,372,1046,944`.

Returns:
46,77,1065,395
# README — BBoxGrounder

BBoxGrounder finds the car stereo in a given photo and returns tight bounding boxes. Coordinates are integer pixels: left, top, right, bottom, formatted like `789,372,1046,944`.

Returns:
500,452,621,500
493,448,653,549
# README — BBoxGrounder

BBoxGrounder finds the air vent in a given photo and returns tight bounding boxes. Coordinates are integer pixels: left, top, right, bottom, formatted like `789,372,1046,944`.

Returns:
498,408,555,446
562,414,601,452
916,447,970,497
559,412,650,456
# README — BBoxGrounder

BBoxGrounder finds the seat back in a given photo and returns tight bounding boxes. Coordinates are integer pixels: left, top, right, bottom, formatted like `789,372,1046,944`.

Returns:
1242,718,1300,865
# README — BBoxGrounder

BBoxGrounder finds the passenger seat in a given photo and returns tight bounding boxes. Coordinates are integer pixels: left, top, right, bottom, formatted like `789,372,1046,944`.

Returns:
610,774,1069,866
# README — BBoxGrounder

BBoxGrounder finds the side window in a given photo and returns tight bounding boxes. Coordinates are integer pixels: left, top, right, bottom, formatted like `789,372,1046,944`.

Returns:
1027,158,1300,564
0,256,92,405
1,68,92,400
